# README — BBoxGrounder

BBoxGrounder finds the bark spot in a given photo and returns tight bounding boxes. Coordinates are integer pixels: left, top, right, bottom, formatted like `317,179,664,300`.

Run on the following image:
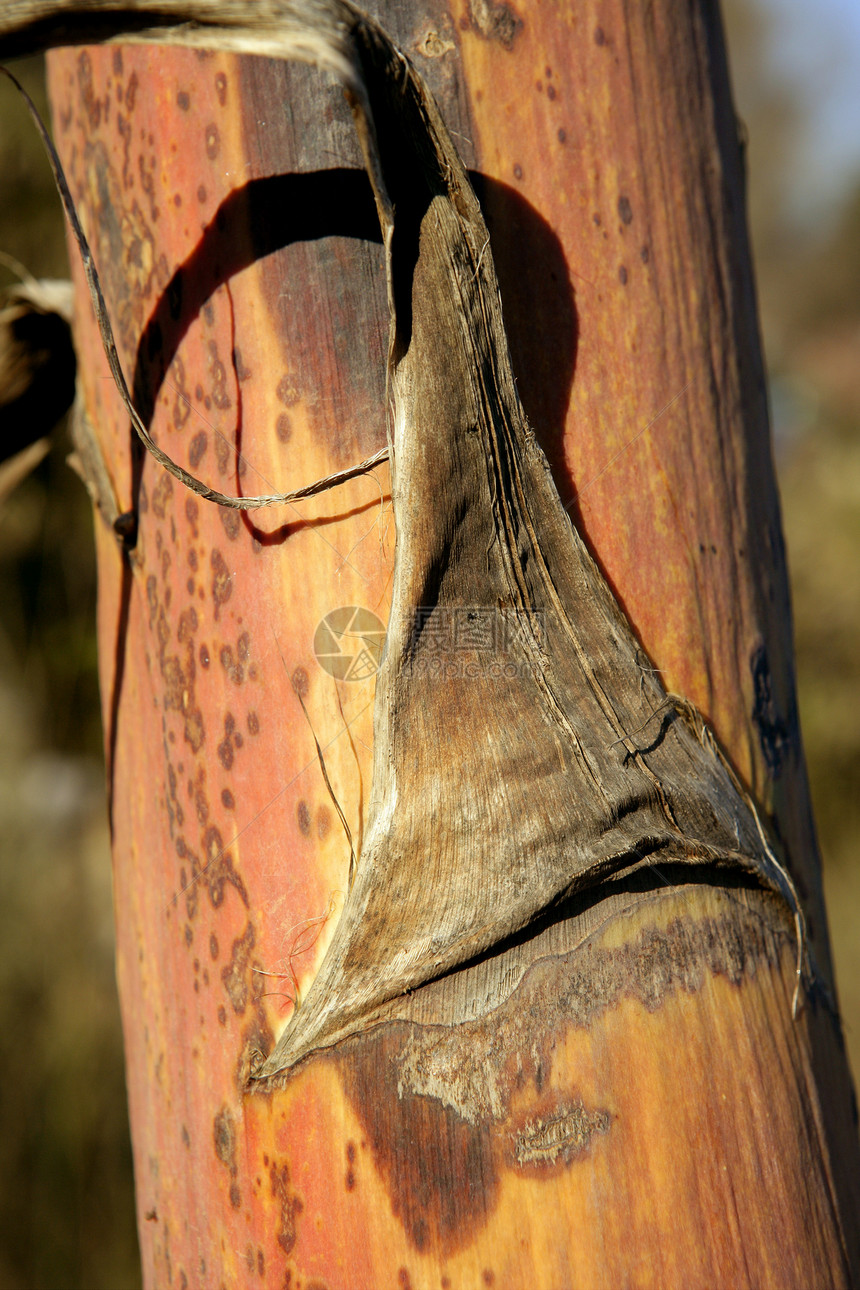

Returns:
467,0,522,48
269,1161,303,1256
204,825,248,908
213,1105,240,1208
276,373,300,406
189,431,208,468
219,507,241,541
618,195,633,225
151,472,173,519
343,1029,496,1254
221,921,256,1013
317,805,331,840
513,1103,611,1166
211,549,233,620
205,123,220,160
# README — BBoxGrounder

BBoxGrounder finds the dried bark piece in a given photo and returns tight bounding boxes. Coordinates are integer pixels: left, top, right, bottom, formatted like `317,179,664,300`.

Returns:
0,0,806,1081
255,8,806,1075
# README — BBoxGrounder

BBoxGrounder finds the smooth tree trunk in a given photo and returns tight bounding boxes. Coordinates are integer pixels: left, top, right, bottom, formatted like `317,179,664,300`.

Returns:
1,0,858,1285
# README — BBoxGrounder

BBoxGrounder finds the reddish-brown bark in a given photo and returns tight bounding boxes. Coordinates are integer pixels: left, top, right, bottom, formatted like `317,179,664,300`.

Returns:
40,1,859,1284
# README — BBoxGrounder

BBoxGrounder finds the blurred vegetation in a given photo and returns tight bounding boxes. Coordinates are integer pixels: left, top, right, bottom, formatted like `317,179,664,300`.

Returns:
0,57,141,1290
0,6,858,1284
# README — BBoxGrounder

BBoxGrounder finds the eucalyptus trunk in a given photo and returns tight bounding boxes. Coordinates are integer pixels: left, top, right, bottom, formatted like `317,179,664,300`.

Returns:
1,0,858,1285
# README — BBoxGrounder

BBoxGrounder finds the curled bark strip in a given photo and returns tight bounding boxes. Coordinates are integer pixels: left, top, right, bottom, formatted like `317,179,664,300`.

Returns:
0,0,808,1079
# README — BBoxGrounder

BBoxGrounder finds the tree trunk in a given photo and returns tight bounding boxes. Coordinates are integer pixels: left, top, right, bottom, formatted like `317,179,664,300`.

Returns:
1,0,857,1284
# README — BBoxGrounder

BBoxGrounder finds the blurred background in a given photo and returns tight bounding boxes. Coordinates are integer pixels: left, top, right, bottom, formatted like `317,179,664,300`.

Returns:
0,2,858,1284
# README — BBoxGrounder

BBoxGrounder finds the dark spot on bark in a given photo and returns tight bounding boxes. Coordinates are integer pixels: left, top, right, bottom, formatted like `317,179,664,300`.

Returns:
77,51,102,130
513,163,523,180
208,339,232,410
214,432,230,476
200,643,210,669
467,0,522,49
297,801,311,836
177,90,190,111
188,548,198,573
398,1271,412,1289
218,1005,227,1026
211,549,232,620
178,606,198,643
547,85,556,101
343,1029,496,1254
276,413,292,443
151,472,173,519
185,496,199,537
197,185,207,203
618,265,628,285
247,711,260,736
513,1102,611,1166
210,933,219,960
270,1161,303,1256
618,195,633,225
640,245,650,264
594,25,606,45
750,640,792,778
205,123,220,159
257,1249,264,1277
213,1104,237,1169
204,826,248,908
291,667,309,700
218,728,233,767
557,128,566,144
215,72,227,106
234,732,243,749
173,193,182,208
276,374,300,407
221,921,256,1013
220,644,244,686
213,1105,240,1206
220,508,241,541
146,575,158,627
222,788,235,811
181,1124,190,1147
189,431,208,468
184,924,193,947
345,1168,355,1190
317,805,331,840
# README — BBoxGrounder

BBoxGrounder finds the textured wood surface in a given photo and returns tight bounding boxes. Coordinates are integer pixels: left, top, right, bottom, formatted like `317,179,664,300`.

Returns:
0,0,854,1283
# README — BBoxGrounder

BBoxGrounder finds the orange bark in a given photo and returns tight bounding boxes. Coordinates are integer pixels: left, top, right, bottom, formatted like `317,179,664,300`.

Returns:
45,2,858,1285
